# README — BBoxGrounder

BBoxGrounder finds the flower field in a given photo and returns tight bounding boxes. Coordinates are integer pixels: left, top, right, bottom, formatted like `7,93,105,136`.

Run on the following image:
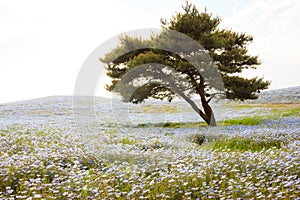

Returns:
0,88,299,199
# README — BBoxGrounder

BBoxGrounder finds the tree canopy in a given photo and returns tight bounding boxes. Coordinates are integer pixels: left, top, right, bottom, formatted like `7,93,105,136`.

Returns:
101,2,270,126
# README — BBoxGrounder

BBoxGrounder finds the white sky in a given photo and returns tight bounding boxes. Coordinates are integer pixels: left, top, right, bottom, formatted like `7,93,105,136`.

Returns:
0,0,299,103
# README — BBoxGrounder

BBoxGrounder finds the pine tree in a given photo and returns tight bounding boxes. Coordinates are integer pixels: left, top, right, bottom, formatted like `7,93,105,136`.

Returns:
101,2,270,126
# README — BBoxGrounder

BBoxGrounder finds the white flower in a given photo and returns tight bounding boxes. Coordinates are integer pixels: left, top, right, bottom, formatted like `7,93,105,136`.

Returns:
149,179,154,185
33,194,42,198
168,179,175,183
6,189,14,194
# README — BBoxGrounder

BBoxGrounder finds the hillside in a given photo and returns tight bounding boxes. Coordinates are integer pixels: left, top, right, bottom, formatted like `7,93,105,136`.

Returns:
246,86,300,104
0,86,299,128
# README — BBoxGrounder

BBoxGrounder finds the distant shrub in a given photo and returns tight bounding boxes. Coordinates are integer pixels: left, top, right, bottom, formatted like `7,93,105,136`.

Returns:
192,134,206,145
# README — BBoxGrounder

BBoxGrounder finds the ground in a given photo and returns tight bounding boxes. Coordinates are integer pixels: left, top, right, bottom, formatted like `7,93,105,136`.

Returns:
0,87,299,199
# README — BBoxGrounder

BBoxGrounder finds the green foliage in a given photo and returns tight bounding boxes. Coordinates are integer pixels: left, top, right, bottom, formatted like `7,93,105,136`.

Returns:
164,131,175,136
212,137,282,152
223,116,265,126
101,1,269,126
161,2,270,100
272,107,300,117
224,106,300,126
121,137,136,146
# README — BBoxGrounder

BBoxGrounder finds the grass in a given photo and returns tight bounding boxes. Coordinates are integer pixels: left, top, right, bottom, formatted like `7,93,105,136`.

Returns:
234,102,300,109
120,137,136,146
223,106,299,126
211,136,282,152
136,116,269,128
223,116,265,126
272,107,300,117
136,116,266,128
137,104,300,128
192,133,283,152
141,104,180,114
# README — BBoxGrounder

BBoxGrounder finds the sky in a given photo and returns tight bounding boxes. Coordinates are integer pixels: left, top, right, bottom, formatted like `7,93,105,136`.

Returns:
0,0,299,103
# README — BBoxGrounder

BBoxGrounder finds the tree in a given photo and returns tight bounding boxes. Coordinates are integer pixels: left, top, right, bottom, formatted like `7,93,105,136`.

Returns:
101,2,270,126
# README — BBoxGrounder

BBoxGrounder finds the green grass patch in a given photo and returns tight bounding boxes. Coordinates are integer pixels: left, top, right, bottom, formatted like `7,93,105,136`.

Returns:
121,137,136,145
211,137,282,152
136,104,300,128
136,117,266,128
234,103,300,109
223,116,266,126
137,117,266,128
222,106,300,126
271,107,300,117
224,104,300,125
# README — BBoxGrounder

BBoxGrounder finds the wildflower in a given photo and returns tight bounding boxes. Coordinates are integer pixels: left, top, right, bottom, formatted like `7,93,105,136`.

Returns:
149,179,154,185
168,179,175,183
33,194,42,198
185,192,192,196
6,189,14,194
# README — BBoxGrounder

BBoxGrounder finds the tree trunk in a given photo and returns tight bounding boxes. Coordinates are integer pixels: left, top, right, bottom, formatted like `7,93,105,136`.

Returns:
204,109,217,126
201,99,217,126
209,113,217,126
176,91,217,126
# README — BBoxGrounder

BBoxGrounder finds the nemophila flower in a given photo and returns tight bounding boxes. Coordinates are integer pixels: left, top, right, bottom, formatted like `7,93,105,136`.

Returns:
33,194,42,198
1,118,300,199
185,191,192,196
